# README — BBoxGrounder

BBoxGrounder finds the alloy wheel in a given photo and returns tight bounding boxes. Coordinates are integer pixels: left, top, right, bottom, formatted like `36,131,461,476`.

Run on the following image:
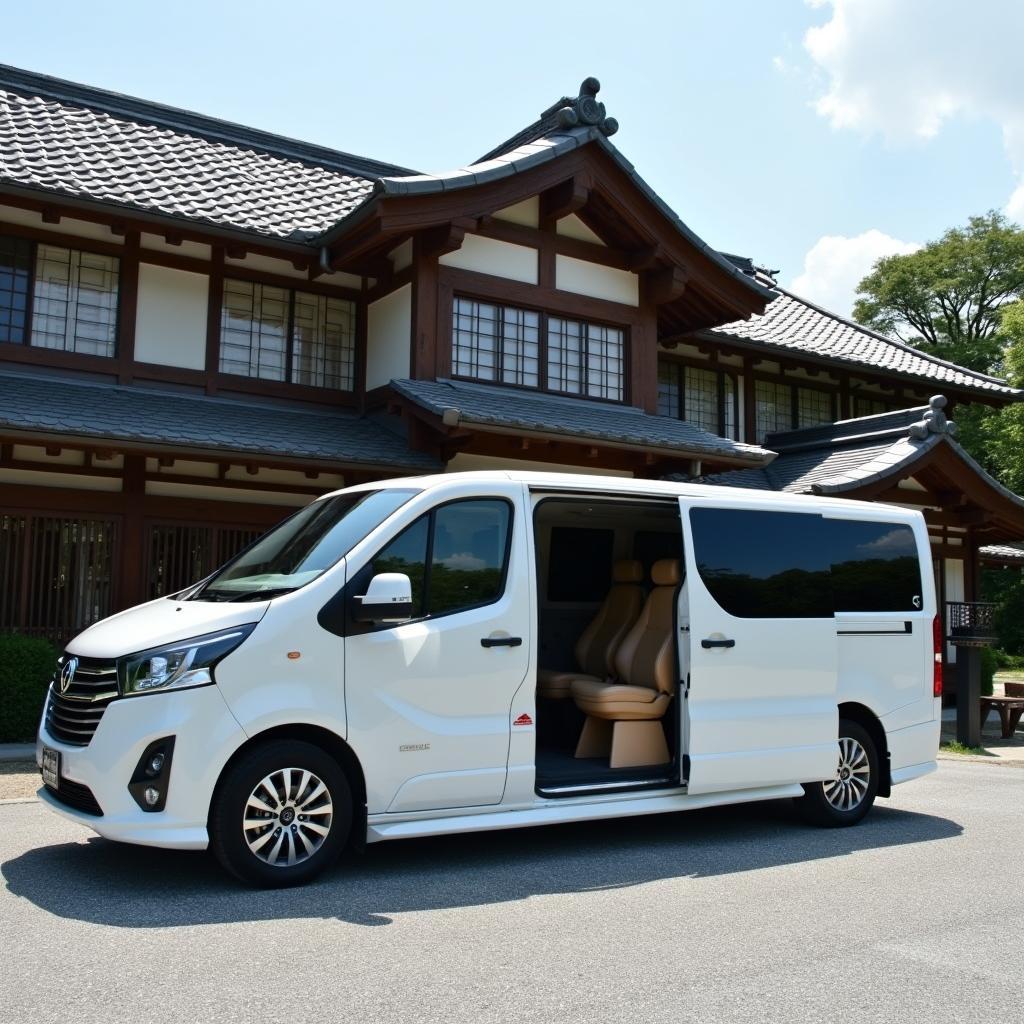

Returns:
823,736,871,811
242,767,334,867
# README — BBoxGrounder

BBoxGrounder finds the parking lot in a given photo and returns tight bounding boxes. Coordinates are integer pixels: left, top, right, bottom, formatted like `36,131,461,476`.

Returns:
0,759,1021,1024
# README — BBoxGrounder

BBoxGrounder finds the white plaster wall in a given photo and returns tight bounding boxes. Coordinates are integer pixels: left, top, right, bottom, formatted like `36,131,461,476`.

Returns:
439,235,538,284
146,458,220,479
0,205,123,244
446,452,634,477
389,239,413,271
493,198,539,227
556,214,605,246
12,445,85,466
140,232,210,261
0,468,121,492
145,480,309,507
366,284,412,390
135,263,209,370
555,255,638,306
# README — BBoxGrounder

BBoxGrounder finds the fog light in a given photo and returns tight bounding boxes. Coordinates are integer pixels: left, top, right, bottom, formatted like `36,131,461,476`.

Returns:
128,736,175,812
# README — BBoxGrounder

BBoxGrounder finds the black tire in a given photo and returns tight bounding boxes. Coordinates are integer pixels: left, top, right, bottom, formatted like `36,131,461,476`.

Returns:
209,739,352,888
795,718,879,827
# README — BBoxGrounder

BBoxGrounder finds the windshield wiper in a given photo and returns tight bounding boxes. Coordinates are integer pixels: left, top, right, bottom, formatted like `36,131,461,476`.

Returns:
231,587,297,602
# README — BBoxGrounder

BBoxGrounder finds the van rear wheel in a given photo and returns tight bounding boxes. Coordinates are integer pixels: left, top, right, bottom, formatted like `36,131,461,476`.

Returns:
210,739,352,887
796,719,878,827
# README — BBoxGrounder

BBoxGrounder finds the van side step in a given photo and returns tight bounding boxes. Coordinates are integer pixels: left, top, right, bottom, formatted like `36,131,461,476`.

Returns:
365,783,803,843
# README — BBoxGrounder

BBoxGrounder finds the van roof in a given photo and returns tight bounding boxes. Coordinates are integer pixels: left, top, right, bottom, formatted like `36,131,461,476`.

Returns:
325,470,922,523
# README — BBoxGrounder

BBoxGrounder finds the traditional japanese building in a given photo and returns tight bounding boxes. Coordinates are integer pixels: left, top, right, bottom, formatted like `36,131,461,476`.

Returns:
1,64,1022,655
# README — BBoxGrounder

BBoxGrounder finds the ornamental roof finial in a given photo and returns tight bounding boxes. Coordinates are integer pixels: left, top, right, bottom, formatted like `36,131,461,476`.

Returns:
909,395,958,440
556,78,619,137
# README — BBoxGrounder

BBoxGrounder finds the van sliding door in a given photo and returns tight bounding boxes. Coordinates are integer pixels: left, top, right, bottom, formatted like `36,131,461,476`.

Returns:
679,500,839,795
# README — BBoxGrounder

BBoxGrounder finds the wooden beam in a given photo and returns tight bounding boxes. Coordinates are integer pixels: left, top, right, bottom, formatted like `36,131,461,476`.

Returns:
539,176,592,223
419,218,475,259
646,265,688,305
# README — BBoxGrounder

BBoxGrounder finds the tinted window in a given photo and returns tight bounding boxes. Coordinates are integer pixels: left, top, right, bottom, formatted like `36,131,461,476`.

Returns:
828,520,921,612
429,500,510,615
547,527,614,602
689,508,833,618
355,498,512,622
365,516,429,617
633,530,682,580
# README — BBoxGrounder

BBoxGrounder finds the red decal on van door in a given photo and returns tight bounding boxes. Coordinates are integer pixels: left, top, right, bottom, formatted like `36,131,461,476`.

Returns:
513,713,533,726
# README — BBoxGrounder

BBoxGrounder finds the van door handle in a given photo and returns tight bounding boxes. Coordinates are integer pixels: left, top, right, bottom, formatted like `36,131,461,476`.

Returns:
481,636,523,648
701,638,736,649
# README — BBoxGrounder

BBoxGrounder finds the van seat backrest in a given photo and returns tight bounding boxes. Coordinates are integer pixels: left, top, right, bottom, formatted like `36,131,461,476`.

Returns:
614,558,680,695
574,559,645,678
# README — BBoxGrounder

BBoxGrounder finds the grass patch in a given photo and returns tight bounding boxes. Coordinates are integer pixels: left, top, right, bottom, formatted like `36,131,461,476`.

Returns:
995,669,1024,682
940,741,993,756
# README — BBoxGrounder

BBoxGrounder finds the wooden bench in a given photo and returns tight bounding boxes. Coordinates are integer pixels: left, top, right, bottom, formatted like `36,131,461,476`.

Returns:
980,694,1024,739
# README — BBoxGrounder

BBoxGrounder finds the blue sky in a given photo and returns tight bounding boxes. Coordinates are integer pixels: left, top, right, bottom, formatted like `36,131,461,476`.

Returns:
3,0,1021,317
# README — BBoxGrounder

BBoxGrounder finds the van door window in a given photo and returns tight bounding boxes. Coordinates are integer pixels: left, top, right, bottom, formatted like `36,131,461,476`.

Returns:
689,508,833,618
353,498,513,625
428,500,511,615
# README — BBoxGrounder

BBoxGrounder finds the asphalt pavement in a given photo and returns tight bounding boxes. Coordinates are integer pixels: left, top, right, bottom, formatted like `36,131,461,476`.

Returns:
1,761,1021,1024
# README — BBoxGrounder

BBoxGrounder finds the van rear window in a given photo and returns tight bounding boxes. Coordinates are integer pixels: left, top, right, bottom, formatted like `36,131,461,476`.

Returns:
689,509,923,618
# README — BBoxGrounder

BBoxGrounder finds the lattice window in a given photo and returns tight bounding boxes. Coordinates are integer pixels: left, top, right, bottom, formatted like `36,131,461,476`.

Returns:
220,279,356,390
453,295,624,401
0,235,32,345
146,523,264,599
755,380,792,441
292,292,356,390
0,513,119,644
797,386,833,428
658,359,737,438
30,245,119,356
854,395,889,417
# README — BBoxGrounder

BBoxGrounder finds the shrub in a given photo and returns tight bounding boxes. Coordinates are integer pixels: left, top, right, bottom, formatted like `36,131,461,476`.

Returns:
0,634,57,743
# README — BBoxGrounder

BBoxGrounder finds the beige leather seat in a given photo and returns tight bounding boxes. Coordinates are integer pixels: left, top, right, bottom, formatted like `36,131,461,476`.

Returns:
571,558,680,769
536,559,644,699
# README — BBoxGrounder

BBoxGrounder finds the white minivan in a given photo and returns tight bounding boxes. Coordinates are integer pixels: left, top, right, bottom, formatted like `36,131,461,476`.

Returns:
37,471,942,886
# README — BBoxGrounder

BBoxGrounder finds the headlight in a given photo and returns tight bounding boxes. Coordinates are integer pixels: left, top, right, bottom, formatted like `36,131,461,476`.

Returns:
119,625,256,697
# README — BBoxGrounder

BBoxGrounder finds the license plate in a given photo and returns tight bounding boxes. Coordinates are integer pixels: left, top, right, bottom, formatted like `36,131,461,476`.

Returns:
41,746,60,790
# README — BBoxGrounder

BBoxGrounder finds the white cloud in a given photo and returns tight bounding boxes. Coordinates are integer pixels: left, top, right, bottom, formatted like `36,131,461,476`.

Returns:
788,230,921,317
803,0,1024,218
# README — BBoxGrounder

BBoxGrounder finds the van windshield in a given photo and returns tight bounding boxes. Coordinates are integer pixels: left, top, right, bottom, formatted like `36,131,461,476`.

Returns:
190,489,419,602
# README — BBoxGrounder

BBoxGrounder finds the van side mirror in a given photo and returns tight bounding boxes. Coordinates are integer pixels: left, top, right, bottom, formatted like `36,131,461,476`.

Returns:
353,573,414,624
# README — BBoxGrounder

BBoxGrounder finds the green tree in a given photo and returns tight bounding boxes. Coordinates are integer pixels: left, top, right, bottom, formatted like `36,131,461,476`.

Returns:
853,211,1024,373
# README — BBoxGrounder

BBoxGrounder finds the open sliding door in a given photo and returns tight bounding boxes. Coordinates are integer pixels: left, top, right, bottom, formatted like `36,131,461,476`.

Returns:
679,499,839,795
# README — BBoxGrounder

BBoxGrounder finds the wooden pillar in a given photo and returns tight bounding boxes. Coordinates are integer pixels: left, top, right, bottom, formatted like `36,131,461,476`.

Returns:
204,245,225,394
956,647,982,747
632,279,659,414
742,357,757,444
116,230,141,384
117,454,147,613
411,239,441,379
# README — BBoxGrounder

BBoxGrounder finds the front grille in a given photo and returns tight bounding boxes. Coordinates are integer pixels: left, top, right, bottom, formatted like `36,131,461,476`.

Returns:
45,777,104,816
45,655,119,747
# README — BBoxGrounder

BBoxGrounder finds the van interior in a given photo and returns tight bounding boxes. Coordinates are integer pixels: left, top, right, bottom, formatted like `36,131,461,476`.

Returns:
533,497,684,796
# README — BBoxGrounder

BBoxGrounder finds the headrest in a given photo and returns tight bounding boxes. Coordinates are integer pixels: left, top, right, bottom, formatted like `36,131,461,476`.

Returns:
651,559,681,586
612,559,644,584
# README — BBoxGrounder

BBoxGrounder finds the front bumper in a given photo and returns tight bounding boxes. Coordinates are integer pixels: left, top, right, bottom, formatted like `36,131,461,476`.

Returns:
36,684,247,850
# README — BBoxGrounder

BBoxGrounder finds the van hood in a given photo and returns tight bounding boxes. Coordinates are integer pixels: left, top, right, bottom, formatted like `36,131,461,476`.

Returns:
66,596,270,660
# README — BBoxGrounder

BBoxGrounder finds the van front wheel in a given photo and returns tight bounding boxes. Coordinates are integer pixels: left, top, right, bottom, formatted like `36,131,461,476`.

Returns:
796,719,878,827
210,739,352,887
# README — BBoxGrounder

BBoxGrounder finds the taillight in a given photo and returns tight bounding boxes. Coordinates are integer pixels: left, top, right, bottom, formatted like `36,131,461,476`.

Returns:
932,614,943,697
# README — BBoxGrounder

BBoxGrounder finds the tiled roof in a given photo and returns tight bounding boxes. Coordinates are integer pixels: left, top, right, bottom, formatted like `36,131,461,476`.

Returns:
979,543,1024,563
707,400,1024,523
0,370,440,471
0,65,414,242
706,288,1022,399
390,377,772,466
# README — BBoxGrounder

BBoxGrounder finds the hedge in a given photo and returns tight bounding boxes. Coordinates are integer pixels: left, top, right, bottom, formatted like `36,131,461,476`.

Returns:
0,634,57,743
